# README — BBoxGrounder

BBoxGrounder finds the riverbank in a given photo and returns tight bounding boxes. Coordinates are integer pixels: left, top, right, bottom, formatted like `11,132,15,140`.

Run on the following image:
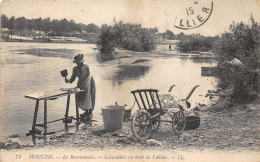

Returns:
1,37,95,44
111,46,214,58
1,92,259,152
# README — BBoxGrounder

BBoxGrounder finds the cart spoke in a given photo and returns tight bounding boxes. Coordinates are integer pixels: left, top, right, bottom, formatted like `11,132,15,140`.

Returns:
140,128,145,137
137,128,141,134
144,115,148,123
135,117,141,124
144,127,149,132
136,114,142,123
137,113,141,123
141,112,144,120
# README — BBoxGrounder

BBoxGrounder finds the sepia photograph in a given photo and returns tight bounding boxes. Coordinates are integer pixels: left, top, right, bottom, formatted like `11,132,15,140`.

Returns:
0,0,259,161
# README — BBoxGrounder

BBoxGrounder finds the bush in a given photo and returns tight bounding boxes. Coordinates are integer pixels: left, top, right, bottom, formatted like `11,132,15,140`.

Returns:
96,25,115,54
177,34,218,52
96,21,157,54
214,15,260,102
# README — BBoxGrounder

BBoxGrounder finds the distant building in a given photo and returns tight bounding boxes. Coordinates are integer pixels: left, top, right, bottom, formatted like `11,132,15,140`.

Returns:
32,30,46,38
78,32,98,43
0,28,10,39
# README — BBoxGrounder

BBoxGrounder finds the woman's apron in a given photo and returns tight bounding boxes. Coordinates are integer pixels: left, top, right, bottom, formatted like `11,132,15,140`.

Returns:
75,65,96,110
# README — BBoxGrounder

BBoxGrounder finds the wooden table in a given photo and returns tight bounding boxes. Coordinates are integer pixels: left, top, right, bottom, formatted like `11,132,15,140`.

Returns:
25,89,82,136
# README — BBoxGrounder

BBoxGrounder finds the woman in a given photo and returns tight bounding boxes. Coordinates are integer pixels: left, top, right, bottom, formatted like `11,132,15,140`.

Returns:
65,54,95,119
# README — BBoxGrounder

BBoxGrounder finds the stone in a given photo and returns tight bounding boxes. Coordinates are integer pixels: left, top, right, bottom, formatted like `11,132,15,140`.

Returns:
22,143,34,148
198,103,206,107
146,139,162,146
248,139,254,145
208,90,217,93
181,134,192,142
112,132,120,136
49,139,58,143
0,138,21,150
50,134,57,140
0,141,5,148
117,138,131,145
128,135,137,142
193,106,201,111
231,136,240,140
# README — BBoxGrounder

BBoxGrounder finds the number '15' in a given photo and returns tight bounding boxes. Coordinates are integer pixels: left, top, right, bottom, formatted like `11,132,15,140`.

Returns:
186,7,194,16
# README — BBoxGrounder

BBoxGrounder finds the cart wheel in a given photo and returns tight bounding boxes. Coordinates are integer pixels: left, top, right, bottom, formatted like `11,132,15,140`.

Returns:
172,111,186,135
131,109,152,141
152,116,161,132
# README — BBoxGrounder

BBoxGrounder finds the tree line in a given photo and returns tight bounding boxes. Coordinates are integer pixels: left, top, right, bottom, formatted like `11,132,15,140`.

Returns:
0,15,100,36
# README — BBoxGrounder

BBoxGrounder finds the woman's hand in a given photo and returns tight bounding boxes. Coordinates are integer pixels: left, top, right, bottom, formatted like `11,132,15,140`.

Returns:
65,78,70,83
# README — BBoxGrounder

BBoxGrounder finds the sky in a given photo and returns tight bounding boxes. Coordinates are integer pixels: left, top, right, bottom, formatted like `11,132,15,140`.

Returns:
1,0,260,36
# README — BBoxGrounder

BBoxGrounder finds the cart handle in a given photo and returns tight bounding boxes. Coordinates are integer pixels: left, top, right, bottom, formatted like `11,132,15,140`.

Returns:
168,85,176,92
185,85,200,100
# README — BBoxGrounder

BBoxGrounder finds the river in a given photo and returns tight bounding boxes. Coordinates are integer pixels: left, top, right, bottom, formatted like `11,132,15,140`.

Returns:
0,42,216,143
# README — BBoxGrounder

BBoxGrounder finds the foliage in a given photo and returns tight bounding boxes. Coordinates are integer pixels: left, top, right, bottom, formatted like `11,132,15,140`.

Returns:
96,21,157,54
214,15,260,102
177,34,218,52
158,29,175,40
0,14,100,35
96,24,115,54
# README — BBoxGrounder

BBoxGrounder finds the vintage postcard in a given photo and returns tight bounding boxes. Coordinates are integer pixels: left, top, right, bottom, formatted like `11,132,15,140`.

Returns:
0,0,259,161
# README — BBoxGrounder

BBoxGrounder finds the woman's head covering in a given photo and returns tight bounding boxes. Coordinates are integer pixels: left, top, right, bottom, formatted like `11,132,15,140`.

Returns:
73,54,84,63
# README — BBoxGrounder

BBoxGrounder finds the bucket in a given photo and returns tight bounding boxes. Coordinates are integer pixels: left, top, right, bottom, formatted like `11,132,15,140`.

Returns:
185,116,200,130
102,105,125,131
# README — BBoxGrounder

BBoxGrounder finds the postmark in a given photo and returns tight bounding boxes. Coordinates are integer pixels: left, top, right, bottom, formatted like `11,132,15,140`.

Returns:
174,1,213,30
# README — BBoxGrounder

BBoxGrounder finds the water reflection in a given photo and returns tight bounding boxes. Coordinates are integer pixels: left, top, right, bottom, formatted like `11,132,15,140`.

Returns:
30,122,80,145
190,56,216,64
11,48,78,59
95,53,116,63
111,65,150,86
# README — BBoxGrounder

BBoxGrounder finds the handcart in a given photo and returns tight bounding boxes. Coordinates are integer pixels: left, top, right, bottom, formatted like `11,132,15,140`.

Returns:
130,85,199,141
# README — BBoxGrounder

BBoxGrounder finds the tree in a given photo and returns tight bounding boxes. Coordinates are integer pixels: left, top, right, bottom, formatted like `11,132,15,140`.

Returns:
96,24,115,54
150,27,158,34
96,21,157,54
85,23,100,33
1,14,9,29
68,19,77,33
14,17,27,35
165,29,175,40
8,16,16,38
35,17,44,31
176,32,185,39
214,15,260,101
42,17,51,34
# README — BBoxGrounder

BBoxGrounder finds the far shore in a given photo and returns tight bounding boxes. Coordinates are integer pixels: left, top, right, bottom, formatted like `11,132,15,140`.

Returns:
97,46,215,63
